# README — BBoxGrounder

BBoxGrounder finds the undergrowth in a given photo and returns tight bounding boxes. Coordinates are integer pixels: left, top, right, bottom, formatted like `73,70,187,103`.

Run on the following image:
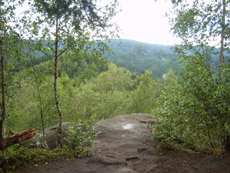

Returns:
0,147,70,172
0,121,98,172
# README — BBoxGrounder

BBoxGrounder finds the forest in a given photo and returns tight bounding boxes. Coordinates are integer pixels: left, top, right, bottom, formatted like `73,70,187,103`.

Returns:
106,40,179,78
0,0,230,172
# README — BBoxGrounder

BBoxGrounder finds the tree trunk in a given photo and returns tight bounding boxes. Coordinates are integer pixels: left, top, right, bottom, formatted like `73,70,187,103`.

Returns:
225,135,230,153
54,17,63,148
31,58,48,148
0,34,6,151
218,0,226,79
3,129,39,149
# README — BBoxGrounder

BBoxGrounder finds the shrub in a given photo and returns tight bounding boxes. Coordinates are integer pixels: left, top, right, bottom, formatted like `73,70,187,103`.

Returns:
0,147,69,172
65,121,99,158
153,54,230,153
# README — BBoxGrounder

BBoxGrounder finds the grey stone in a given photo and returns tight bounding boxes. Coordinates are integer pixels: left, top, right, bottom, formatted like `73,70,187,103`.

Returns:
125,156,140,161
200,156,222,163
145,165,160,173
186,166,199,173
137,148,148,153
21,122,72,150
156,157,170,163
87,156,127,166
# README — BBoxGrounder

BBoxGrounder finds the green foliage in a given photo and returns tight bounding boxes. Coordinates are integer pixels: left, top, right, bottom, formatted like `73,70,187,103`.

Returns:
65,121,98,158
170,0,230,49
0,147,69,172
130,71,158,113
25,0,120,147
7,74,57,132
151,0,230,154
59,51,109,84
6,62,135,132
63,63,135,122
106,40,178,78
34,133,48,149
0,0,26,148
5,51,108,132
153,55,230,153
28,0,119,58
90,63,135,92
8,58,171,136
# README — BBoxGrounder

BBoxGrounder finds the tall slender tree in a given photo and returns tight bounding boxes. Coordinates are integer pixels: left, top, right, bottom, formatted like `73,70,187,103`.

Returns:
0,0,22,150
219,0,226,78
0,28,5,151
167,0,230,152
31,0,119,147
170,0,230,76
30,57,48,148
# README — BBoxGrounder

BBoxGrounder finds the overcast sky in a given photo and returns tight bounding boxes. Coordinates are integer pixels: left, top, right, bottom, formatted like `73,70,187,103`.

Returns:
113,0,177,45
16,0,177,45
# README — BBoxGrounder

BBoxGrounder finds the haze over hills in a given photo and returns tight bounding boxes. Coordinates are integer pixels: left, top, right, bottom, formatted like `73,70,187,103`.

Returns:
30,39,179,79
30,39,225,79
104,39,178,78
104,39,230,78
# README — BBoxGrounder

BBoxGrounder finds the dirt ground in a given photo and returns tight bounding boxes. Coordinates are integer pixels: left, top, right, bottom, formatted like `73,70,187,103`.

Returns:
15,114,230,173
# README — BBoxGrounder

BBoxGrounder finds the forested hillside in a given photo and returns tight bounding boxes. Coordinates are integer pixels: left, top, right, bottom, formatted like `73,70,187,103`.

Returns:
104,40,230,78
23,39,178,79
105,40,178,78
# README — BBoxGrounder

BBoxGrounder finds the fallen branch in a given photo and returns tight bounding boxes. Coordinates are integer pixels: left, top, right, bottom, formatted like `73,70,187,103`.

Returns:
3,128,39,149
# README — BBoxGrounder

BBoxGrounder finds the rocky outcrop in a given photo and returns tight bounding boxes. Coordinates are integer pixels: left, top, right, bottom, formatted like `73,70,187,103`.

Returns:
21,122,72,150
20,113,156,173
17,113,229,173
93,113,154,150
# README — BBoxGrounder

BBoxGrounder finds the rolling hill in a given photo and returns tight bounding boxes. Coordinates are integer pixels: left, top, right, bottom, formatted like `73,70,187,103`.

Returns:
104,39,178,78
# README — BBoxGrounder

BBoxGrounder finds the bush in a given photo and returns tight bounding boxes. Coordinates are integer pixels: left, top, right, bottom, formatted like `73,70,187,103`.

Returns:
130,71,158,113
0,147,69,172
153,54,230,153
65,121,99,158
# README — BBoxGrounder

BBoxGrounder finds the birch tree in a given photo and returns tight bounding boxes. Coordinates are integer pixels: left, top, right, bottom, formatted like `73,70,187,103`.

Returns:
30,0,119,147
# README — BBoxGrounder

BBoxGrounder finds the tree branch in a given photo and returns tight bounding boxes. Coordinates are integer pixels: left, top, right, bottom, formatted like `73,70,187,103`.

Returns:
57,46,70,59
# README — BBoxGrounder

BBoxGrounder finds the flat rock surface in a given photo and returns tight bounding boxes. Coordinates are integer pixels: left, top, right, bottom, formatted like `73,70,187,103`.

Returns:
15,113,230,173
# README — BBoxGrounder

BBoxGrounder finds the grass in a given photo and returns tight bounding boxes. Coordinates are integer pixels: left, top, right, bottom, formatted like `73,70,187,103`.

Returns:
0,146,70,172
